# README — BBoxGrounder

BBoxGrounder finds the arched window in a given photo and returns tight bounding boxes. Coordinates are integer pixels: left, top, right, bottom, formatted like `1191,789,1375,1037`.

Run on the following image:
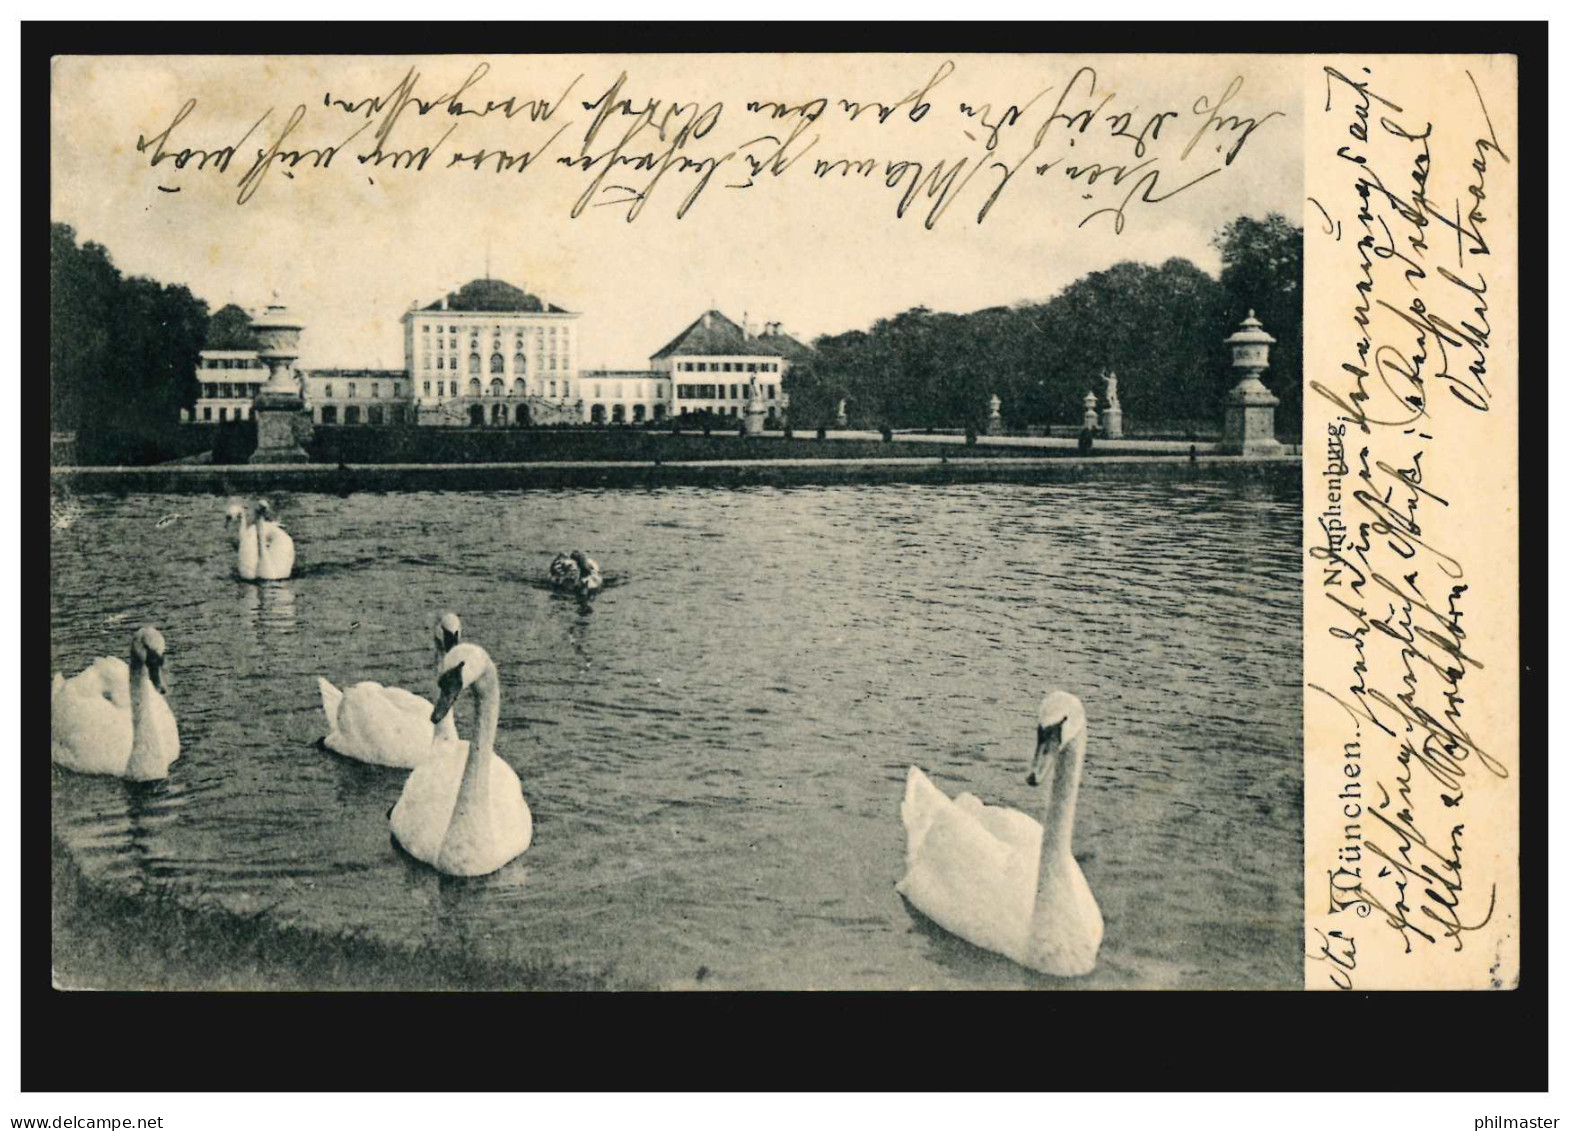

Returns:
490,378,505,397
513,352,526,374
490,353,504,374
468,353,481,375
513,378,526,396
468,378,481,397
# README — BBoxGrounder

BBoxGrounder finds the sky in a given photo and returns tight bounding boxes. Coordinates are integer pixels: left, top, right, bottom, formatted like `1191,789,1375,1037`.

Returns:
51,53,1303,370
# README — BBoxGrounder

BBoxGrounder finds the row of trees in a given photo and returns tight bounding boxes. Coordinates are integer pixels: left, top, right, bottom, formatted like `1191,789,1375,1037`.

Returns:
50,223,208,437
785,214,1303,439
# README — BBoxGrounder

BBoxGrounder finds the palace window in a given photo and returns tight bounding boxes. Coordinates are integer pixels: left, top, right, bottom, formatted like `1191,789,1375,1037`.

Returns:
468,353,481,374
594,384,602,399
423,381,431,396
394,383,401,397
549,381,557,398
562,380,569,397
203,407,212,421
324,383,333,399
218,407,227,422
347,383,357,398
514,352,526,373
490,353,504,374
372,383,380,398
468,378,481,396
320,406,337,424
513,378,526,396
490,378,504,397
615,383,624,398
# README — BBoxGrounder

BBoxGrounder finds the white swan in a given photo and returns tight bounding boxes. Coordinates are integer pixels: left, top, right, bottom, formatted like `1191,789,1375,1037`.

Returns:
390,642,532,876
896,690,1103,977
317,613,463,768
51,626,181,781
549,550,602,596
236,500,294,581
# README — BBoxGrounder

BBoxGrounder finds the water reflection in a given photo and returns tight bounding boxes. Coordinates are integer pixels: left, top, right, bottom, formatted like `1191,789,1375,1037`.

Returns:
53,476,1304,989
243,580,297,641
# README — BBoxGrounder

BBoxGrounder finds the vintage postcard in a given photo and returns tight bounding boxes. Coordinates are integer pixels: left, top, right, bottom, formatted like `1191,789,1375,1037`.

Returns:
46,48,1519,992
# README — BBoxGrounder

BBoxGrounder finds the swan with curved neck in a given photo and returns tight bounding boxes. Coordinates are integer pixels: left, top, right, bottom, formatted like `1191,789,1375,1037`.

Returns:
236,500,294,581
51,626,182,781
317,613,463,768
389,642,532,876
896,690,1102,977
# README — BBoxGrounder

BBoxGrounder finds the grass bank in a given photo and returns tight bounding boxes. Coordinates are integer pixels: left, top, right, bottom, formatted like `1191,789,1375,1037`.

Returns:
51,836,619,991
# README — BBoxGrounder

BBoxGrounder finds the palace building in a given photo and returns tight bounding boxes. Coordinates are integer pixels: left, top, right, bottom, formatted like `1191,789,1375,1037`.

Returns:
401,278,583,427
301,368,415,426
181,350,268,423
647,310,808,423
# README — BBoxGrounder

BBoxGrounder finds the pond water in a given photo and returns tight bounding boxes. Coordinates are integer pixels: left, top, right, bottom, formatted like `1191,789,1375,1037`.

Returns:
50,475,1302,990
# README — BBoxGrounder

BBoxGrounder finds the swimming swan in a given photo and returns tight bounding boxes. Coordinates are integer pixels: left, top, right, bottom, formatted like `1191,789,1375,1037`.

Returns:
51,626,182,781
896,690,1102,977
317,613,463,768
237,500,294,581
549,551,602,596
389,642,532,876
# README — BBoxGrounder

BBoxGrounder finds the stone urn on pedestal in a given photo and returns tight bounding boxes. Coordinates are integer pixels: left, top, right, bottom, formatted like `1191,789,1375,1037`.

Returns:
1220,310,1285,457
247,299,311,464
986,393,1003,436
1082,390,1099,435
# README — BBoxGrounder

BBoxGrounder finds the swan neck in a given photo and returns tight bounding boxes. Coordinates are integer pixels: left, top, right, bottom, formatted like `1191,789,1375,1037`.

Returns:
125,666,163,778
472,665,500,755
451,666,500,824
1039,730,1086,861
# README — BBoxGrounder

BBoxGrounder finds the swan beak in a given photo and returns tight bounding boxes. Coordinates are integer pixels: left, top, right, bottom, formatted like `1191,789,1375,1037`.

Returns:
1028,725,1058,787
430,684,459,725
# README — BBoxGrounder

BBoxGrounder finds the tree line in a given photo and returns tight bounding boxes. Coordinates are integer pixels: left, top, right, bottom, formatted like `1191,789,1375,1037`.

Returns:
785,213,1303,439
51,222,271,458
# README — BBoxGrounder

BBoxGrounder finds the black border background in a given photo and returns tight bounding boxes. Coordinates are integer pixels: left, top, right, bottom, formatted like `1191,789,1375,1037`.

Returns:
26,21,1547,1094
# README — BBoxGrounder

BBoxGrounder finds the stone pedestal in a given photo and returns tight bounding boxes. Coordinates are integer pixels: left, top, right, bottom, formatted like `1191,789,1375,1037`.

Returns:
1102,405,1123,439
1222,383,1285,456
247,300,311,464
250,388,311,463
1219,311,1284,457
742,401,768,435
